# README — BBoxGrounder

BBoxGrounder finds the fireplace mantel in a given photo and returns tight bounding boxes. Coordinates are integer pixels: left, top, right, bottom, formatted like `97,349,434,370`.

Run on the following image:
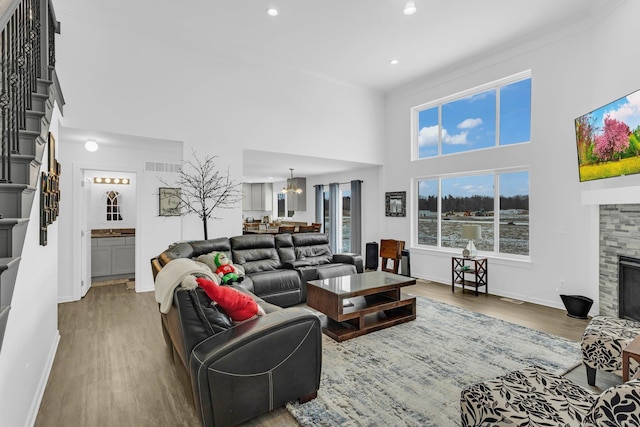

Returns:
581,185,640,205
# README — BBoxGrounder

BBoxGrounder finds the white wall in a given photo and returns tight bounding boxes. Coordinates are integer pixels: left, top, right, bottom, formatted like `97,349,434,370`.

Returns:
53,0,386,243
383,1,640,313
0,104,63,427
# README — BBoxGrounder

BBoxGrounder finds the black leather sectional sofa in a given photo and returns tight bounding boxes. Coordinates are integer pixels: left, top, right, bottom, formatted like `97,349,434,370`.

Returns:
150,232,363,426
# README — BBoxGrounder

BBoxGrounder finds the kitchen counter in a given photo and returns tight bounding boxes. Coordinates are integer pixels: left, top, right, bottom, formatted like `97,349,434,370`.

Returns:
91,228,136,238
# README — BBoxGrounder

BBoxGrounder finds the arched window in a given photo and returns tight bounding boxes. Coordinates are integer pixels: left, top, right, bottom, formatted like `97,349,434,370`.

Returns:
106,191,123,221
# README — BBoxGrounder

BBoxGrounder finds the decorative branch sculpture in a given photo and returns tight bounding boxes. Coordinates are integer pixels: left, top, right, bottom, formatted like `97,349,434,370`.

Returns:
160,151,242,239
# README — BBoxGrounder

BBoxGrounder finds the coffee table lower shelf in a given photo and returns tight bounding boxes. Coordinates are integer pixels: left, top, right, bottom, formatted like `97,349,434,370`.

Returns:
322,295,416,342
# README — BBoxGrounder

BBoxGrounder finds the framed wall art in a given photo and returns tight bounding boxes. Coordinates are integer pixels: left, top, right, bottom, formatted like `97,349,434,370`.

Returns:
48,132,56,174
159,187,181,216
40,132,61,245
385,191,406,217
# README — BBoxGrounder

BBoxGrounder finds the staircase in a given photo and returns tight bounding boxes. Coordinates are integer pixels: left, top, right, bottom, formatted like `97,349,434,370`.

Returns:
0,0,63,352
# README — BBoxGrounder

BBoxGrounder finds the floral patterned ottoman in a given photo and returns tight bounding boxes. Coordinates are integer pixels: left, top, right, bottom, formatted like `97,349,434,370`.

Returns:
460,365,640,426
581,316,640,386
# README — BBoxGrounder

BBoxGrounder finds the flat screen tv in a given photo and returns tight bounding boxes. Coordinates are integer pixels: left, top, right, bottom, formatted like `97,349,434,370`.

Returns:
575,88,640,182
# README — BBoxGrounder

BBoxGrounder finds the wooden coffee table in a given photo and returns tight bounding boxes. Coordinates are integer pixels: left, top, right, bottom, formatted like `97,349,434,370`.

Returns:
306,271,416,342
623,334,640,381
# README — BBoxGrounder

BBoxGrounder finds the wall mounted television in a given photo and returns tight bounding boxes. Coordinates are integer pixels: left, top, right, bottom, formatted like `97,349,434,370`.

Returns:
575,88,640,182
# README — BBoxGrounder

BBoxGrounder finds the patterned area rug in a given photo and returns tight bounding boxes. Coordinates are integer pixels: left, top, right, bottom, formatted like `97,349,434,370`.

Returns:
287,295,582,427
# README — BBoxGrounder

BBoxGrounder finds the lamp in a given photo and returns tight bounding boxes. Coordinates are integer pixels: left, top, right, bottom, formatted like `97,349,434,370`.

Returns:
403,0,417,15
461,224,481,258
281,168,303,194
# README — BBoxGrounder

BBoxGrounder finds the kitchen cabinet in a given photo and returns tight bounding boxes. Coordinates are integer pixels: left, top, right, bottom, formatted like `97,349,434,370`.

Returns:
91,236,135,279
243,183,273,211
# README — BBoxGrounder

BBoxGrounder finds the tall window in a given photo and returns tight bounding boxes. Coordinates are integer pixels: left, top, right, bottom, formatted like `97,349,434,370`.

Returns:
321,184,353,253
341,184,351,252
415,73,531,158
323,190,330,237
277,193,285,217
106,191,123,221
414,72,531,257
417,171,529,256
441,174,494,251
499,171,529,255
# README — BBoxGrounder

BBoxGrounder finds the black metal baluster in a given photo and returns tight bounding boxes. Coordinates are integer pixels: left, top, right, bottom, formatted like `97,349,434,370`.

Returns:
1,27,8,182
48,9,54,78
0,0,54,181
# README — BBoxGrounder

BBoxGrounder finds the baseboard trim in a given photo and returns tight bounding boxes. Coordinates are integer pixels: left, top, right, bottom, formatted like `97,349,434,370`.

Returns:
26,329,60,427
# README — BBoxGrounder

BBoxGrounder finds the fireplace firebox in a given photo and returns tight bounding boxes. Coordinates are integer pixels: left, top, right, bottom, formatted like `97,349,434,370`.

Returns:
619,256,640,322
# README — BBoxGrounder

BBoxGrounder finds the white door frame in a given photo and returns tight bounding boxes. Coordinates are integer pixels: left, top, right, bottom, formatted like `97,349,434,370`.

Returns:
71,162,143,300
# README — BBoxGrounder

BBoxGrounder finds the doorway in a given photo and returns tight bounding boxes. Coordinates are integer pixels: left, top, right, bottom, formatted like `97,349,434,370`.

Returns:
80,169,138,297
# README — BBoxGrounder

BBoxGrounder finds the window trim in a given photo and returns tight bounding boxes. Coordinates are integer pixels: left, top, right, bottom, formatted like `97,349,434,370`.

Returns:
411,70,532,160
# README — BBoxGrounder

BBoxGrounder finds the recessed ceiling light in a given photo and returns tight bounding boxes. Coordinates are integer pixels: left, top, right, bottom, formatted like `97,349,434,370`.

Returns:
389,59,399,65
266,8,278,16
403,0,417,15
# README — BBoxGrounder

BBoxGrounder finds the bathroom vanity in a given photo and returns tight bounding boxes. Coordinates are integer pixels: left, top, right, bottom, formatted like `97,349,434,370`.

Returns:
91,228,135,280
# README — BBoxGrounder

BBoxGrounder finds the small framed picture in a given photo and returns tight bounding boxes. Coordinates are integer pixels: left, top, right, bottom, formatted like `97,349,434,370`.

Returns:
159,187,181,216
385,191,406,217
48,133,56,174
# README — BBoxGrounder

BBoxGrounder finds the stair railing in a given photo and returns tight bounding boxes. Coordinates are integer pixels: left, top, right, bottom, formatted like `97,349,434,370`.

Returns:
1,0,57,184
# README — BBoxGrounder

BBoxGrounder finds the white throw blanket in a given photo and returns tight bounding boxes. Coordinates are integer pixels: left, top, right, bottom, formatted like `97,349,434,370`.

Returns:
154,258,216,314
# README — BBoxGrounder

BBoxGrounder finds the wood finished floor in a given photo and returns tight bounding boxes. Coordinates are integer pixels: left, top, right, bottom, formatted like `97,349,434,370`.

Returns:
35,280,620,427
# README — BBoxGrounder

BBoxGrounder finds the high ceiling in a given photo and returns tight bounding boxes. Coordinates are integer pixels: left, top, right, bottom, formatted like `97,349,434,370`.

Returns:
55,0,622,181
69,0,616,94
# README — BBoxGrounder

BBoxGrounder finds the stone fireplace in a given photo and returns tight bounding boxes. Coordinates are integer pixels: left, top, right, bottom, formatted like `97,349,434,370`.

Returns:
599,204,640,317
619,256,640,321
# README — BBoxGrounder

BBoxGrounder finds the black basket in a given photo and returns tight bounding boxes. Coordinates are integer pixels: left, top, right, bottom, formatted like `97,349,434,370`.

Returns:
560,294,593,319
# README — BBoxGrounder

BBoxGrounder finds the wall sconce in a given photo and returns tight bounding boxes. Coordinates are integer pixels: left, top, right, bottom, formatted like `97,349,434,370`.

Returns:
85,140,99,152
94,177,130,185
461,224,481,258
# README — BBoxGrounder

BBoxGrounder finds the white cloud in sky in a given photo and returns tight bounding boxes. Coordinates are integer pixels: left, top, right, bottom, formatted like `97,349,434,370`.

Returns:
462,184,492,195
444,130,468,145
605,90,640,130
418,125,439,147
458,118,482,129
465,91,493,103
419,125,470,147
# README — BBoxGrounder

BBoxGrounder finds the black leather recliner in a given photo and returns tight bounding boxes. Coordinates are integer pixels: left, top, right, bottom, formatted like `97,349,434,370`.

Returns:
150,270,321,427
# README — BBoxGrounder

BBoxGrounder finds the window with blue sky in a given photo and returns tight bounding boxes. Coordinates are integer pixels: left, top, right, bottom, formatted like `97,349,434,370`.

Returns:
416,75,531,158
414,72,531,257
416,171,529,256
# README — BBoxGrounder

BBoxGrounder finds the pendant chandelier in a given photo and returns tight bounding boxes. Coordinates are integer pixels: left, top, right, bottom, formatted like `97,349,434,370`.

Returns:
282,168,303,194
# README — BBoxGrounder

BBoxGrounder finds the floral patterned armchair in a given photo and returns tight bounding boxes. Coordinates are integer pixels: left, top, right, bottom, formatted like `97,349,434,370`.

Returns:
581,315,640,386
461,365,640,427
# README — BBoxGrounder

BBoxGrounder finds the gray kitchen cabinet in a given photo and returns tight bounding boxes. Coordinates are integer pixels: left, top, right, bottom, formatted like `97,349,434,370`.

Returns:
242,183,252,210
243,183,273,211
91,236,135,279
91,246,112,277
